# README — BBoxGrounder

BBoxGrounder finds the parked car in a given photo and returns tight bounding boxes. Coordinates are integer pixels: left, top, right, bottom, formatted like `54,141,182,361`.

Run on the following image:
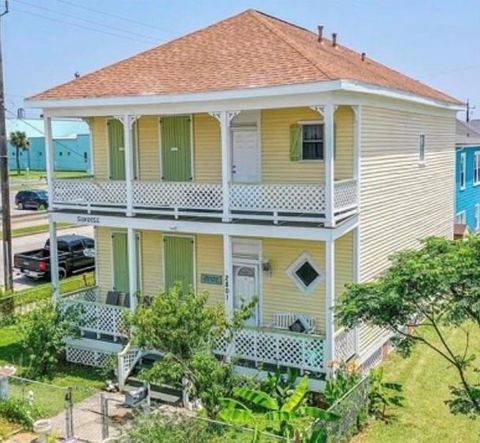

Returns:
14,234,95,280
15,189,48,210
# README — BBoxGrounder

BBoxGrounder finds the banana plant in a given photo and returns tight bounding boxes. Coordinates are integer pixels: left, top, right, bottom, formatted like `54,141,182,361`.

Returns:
219,376,337,441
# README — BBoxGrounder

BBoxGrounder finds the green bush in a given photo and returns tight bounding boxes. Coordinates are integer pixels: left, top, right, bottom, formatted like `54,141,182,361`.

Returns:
127,412,212,443
0,398,42,430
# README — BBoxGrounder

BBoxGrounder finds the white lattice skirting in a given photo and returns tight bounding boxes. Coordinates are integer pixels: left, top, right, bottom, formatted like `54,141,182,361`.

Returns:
215,328,325,373
65,345,114,367
335,329,357,362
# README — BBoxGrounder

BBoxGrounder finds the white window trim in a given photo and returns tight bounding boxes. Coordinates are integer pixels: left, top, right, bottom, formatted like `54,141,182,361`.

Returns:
474,152,480,186
299,121,324,162
286,252,323,295
476,205,480,231
460,152,466,191
456,211,466,225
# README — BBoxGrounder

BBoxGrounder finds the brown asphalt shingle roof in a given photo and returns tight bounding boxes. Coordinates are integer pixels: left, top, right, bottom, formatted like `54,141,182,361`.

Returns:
29,9,462,105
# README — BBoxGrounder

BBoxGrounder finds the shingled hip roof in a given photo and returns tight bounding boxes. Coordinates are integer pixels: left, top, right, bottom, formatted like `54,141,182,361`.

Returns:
29,9,462,106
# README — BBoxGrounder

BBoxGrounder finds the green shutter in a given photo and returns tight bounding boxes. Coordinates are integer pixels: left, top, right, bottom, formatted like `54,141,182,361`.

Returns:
112,232,129,293
289,124,301,161
161,116,192,181
164,236,194,291
108,119,126,180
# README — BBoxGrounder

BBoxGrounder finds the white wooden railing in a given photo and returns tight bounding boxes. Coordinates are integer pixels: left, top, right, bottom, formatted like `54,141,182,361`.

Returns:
117,342,143,390
214,327,325,373
62,287,129,341
52,178,357,223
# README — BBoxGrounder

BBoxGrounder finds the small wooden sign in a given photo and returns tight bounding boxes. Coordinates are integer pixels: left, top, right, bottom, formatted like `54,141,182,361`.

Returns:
201,273,223,285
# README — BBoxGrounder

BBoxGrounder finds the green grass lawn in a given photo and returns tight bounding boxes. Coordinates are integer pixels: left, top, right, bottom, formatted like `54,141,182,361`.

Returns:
358,326,480,443
0,273,103,417
9,170,88,180
0,222,74,239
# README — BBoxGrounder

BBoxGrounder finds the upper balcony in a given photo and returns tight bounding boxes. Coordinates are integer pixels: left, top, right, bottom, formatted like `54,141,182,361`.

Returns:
47,105,359,226
51,177,357,224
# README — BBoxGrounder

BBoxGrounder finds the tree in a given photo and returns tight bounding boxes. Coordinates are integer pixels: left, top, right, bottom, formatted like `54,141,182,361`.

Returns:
17,301,83,378
9,131,30,175
127,285,256,419
336,235,480,417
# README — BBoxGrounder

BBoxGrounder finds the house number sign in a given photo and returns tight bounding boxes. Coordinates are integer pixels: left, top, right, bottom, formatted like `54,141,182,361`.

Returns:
201,273,223,285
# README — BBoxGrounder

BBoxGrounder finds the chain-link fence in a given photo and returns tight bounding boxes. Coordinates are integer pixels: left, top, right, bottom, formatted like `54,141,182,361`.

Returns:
313,375,369,443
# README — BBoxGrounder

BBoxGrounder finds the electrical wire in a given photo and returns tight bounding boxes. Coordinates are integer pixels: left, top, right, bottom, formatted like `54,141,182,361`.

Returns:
13,7,159,45
6,108,88,160
53,0,174,35
15,0,163,42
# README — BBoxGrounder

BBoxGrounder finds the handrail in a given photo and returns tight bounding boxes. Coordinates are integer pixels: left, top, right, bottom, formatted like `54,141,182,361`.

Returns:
117,341,143,390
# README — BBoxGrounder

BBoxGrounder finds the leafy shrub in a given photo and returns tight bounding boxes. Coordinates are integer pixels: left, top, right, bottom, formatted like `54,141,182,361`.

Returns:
259,368,299,406
17,301,84,378
322,360,361,407
0,398,42,430
127,412,211,443
368,367,403,420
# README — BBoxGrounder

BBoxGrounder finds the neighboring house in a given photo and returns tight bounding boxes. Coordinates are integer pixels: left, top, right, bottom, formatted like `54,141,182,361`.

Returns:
455,120,480,232
27,10,461,389
6,118,92,173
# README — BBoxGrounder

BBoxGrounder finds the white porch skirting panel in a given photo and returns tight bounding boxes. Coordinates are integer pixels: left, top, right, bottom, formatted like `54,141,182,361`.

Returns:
214,327,325,373
52,178,358,223
334,328,356,362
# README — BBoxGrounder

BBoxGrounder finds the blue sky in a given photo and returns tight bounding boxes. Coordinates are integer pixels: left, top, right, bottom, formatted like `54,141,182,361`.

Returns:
3,0,479,120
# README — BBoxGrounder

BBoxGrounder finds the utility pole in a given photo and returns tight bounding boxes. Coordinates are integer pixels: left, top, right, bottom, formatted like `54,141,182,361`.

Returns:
466,99,476,123
0,1,12,292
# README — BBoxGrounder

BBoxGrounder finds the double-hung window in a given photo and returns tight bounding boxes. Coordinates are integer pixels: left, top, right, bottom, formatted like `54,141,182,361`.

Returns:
460,152,466,190
474,152,480,185
301,123,324,160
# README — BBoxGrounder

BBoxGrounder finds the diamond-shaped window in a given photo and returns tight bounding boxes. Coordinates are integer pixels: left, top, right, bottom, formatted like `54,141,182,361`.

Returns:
287,253,323,295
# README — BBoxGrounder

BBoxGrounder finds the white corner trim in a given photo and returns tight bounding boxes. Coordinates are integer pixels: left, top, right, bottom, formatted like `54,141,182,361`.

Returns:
286,252,323,296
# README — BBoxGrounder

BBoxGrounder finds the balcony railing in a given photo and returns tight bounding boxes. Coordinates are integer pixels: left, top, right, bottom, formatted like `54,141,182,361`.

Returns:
52,178,357,223
214,326,325,373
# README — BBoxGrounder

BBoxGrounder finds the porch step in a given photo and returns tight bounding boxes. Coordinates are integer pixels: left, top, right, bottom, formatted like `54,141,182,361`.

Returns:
125,377,182,406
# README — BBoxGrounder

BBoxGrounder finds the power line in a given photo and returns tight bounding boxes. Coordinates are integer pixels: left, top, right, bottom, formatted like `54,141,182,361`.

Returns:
5,108,87,160
53,0,174,35
15,0,163,42
13,7,159,45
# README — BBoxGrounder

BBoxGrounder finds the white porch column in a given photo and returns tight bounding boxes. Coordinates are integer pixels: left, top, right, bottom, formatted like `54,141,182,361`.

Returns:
115,114,139,217
324,103,335,228
223,233,233,319
49,220,60,301
44,116,54,209
127,227,138,312
210,111,240,222
325,238,336,374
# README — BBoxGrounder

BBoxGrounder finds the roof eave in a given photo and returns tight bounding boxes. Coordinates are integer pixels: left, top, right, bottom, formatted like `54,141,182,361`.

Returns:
26,79,464,112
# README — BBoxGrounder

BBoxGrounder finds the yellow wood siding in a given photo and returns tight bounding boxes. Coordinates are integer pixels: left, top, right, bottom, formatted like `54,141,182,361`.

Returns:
196,234,224,305
359,106,455,283
92,117,108,180
95,226,112,301
335,231,354,303
137,116,160,181
193,114,222,183
140,230,163,295
261,106,354,183
262,239,326,334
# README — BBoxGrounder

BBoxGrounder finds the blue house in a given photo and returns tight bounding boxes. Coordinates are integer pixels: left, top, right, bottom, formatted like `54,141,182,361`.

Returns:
7,118,91,173
455,119,480,233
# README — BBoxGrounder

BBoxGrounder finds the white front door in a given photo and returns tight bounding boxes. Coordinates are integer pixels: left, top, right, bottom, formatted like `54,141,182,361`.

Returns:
233,264,259,327
232,127,260,183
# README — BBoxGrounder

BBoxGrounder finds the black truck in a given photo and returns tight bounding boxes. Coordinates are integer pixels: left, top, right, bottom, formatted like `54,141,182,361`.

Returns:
14,234,95,280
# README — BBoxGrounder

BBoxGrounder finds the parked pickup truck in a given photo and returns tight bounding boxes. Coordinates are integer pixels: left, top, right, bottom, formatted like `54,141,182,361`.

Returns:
14,234,95,280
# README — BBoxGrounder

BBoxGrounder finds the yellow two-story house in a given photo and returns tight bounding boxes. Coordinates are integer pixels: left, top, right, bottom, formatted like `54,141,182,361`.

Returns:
27,10,461,389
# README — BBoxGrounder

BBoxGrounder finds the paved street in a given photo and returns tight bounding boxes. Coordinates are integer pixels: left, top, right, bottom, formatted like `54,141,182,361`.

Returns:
0,225,94,290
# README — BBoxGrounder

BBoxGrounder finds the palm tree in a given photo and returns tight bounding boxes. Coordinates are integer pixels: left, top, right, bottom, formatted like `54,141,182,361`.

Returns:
9,131,30,175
